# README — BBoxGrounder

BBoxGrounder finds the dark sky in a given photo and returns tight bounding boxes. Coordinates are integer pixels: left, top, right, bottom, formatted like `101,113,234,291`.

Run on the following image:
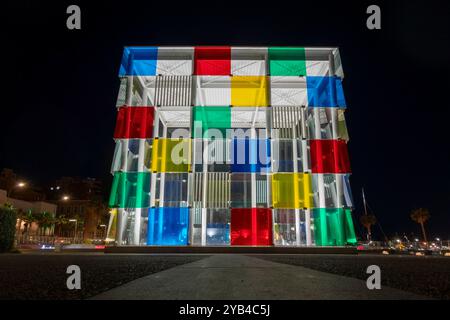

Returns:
2,0,450,239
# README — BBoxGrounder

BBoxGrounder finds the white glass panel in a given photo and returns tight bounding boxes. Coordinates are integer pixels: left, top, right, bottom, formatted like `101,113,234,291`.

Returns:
270,76,308,106
111,139,152,173
194,76,231,106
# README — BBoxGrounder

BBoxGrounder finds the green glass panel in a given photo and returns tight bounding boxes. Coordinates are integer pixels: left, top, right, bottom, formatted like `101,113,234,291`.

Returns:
108,172,151,208
313,208,329,246
313,208,357,246
328,209,345,246
269,47,306,76
344,208,357,244
193,106,231,139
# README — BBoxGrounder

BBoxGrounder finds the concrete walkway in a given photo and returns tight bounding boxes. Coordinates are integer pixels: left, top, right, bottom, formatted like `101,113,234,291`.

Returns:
92,254,426,300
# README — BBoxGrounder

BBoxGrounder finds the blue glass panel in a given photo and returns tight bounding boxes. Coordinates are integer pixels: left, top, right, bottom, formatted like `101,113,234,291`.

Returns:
231,139,271,173
128,139,140,154
147,207,189,245
119,47,158,76
306,76,346,108
206,223,230,245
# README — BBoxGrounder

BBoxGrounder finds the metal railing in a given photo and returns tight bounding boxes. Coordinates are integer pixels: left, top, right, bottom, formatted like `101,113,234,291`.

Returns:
15,234,84,245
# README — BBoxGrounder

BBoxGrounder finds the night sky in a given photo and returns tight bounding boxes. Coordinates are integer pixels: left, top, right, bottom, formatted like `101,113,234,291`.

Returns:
3,0,450,239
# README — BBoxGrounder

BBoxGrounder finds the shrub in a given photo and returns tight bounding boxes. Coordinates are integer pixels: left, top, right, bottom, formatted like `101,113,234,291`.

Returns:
0,206,17,252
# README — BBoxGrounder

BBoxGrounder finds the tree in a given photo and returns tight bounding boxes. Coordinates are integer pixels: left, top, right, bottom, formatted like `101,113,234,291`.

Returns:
360,214,377,242
410,208,430,242
21,209,35,236
0,206,17,252
35,211,55,236
54,215,68,236
15,208,24,234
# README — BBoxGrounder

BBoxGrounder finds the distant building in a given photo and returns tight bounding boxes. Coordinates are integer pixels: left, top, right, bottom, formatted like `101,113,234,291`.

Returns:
47,176,102,202
0,189,57,236
53,199,107,239
47,177,108,239
0,169,108,239
0,168,46,201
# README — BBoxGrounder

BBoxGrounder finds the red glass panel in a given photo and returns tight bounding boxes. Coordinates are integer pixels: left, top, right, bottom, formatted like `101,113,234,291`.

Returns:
114,107,155,139
231,208,272,246
310,140,351,173
194,46,231,75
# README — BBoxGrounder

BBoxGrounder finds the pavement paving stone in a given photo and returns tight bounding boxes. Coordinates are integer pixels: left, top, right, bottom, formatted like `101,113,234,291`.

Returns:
92,254,427,300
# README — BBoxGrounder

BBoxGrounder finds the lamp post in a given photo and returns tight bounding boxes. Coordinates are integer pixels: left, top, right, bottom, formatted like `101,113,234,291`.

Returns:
435,238,442,248
62,195,73,240
69,219,77,243
99,224,107,239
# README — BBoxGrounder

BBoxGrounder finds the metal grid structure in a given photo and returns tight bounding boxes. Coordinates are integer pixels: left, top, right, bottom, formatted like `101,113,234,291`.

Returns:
107,46,357,247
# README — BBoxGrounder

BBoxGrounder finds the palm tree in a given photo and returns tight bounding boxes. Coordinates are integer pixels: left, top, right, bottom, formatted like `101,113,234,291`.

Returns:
54,215,68,237
15,208,24,234
35,211,55,236
21,209,36,236
360,214,377,242
410,208,430,242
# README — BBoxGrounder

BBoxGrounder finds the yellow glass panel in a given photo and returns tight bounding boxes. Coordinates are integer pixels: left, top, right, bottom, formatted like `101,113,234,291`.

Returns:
106,209,117,241
231,76,268,107
151,138,191,172
272,173,313,209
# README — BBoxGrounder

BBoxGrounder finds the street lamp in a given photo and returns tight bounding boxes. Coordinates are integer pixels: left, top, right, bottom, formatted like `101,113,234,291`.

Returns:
62,195,70,201
99,224,107,239
69,219,77,243
7,181,27,197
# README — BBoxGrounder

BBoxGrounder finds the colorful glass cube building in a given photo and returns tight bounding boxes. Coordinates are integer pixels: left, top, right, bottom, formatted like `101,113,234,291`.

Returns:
107,46,357,247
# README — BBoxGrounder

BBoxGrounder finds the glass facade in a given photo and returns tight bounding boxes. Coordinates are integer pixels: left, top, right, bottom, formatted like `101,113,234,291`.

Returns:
109,46,356,247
